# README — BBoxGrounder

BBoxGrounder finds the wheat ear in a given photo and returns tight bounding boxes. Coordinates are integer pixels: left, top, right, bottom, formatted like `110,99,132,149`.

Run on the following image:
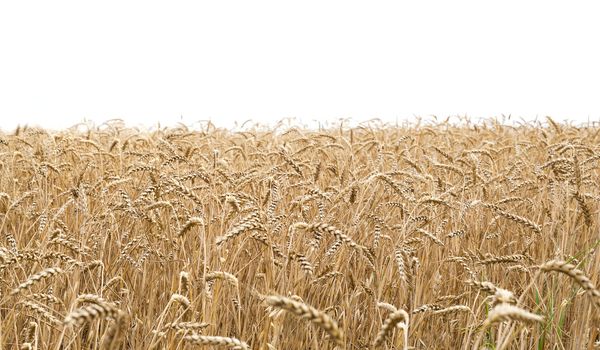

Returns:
264,295,343,345
183,334,250,349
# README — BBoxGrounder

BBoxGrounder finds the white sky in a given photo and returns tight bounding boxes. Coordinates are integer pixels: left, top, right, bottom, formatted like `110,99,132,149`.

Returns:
1,1,599,131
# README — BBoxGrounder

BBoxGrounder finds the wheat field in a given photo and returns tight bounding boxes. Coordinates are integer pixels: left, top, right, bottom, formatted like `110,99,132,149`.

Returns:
0,118,599,349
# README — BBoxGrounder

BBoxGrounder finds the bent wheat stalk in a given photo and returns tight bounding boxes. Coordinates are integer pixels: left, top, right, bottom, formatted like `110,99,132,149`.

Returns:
373,308,409,349
539,260,600,307
183,334,250,349
264,295,343,346
11,267,64,296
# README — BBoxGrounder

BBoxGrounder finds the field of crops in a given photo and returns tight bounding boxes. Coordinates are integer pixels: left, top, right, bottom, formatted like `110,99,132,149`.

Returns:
0,118,599,349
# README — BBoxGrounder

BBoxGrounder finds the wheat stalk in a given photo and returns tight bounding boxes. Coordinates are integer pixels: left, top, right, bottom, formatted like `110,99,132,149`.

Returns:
539,260,600,307
183,334,250,349
374,308,409,348
11,267,64,296
264,295,343,345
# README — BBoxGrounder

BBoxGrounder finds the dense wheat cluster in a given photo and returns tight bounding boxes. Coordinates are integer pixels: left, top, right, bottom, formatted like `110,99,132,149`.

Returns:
1,118,599,349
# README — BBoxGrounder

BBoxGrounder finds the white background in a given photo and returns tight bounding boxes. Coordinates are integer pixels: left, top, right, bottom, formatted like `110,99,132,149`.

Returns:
1,1,599,131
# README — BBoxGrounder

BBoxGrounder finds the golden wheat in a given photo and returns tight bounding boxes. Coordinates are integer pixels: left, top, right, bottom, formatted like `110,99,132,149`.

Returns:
1,119,600,349
264,295,343,345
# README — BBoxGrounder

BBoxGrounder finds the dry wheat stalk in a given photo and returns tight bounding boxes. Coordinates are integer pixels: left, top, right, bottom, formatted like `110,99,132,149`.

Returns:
29,293,62,305
11,267,64,295
179,271,190,296
205,271,239,288
216,212,264,245
483,303,544,326
20,321,38,350
178,216,204,237
412,304,443,314
477,254,531,265
289,252,314,274
99,310,128,350
540,260,600,307
373,308,409,347
183,334,250,349
483,203,542,234
170,293,191,308
18,301,61,325
161,321,209,331
415,228,444,246
377,302,399,313
431,305,472,316
264,295,343,345
64,303,120,325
